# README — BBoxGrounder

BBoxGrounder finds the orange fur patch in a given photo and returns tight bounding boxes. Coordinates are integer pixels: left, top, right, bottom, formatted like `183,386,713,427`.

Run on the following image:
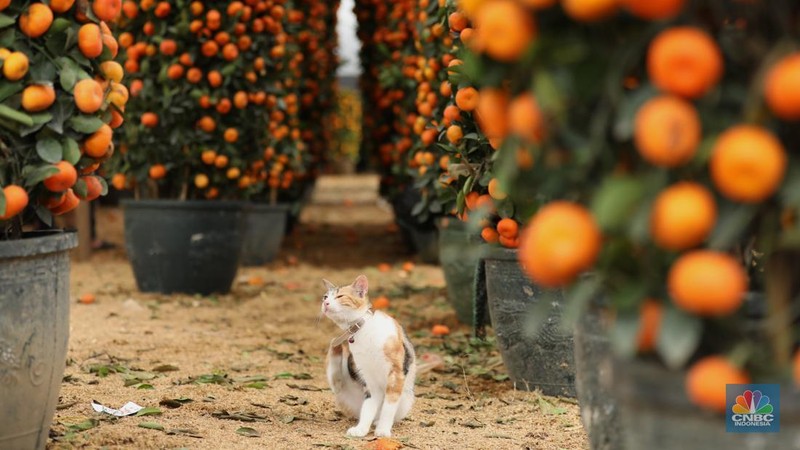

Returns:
336,286,369,309
383,322,406,401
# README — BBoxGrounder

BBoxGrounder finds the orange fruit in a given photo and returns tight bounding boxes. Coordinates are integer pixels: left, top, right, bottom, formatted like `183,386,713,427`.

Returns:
455,87,479,111
709,125,786,203
402,261,415,272
50,0,76,14
488,178,507,200
110,173,127,191
149,164,167,180
107,82,129,108
121,1,138,18
520,0,558,8
518,201,602,287
686,356,749,413
154,1,170,18
100,22,119,58
650,182,716,251
431,324,451,336
372,295,390,310
208,71,223,87
84,124,113,158
233,91,248,109
496,218,518,238
647,27,723,98
73,79,104,114
19,3,54,38
109,108,124,129
78,24,103,59
197,116,216,133
499,235,520,248
43,161,78,192
78,293,96,304
475,88,509,140
509,93,545,142
481,227,499,243
186,67,202,83
194,173,209,189
100,61,124,83
634,95,700,167
202,40,219,57
226,167,240,179
224,128,239,143
50,189,79,215
446,125,463,144
21,84,56,112
214,154,228,168
159,39,177,56
465,191,480,210
668,250,747,316
92,0,122,22
167,64,184,80
141,112,159,128
473,0,536,61
201,150,217,165
0,0,8,10
222,43,239,61
764,53,800,121
562,0,619,22
2,52,29,81
448,11,468,32
78,176,103,201
377,262,391,272
623,0,685,20
0,185,29,220
636,299,663,352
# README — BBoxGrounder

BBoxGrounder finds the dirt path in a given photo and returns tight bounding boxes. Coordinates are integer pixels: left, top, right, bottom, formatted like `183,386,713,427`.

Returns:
50,176,588,450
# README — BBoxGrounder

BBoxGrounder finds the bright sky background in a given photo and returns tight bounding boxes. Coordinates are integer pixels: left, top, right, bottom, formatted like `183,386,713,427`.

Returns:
336,0,362,77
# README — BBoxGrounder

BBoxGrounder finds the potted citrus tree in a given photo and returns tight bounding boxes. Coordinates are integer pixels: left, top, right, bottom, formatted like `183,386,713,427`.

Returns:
112,0,310,290
0,1,125,448
476,0,800,447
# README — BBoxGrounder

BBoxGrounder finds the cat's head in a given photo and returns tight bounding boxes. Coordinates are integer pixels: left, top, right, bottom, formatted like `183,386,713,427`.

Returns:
321,275,370,326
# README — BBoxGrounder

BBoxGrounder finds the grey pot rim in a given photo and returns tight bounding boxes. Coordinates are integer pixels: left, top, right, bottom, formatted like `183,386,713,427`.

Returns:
121,199,249,212
0,229,78,259
246,202,292,213
479,244,518,261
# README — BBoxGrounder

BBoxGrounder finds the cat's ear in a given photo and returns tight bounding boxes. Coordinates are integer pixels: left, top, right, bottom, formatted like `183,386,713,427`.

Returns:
322,279,336,291
351,275,368,298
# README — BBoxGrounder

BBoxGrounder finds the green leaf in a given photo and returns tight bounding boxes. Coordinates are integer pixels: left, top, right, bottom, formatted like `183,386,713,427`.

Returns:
656,305,702,370
73,178,88,198
59,58,79,91
67,419,99,432
0,81,23,103
24,165,59,188
67,115,104,133
0,14,13,29
47,96,75,134
21,113,54,137
135,407,162,417
98,176,108,196
62,138,81,164
50,18,73,34
560,276,602,333
138,422,165,431
707,204,757,250
236,427,261,437
610,312,639,359
0,187,6,217
36,138,63,163
591,177,645,232
0,104,33,127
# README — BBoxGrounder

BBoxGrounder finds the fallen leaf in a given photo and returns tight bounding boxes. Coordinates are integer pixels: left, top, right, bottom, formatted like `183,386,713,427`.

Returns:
280,415,295,424
135,407,162,417
418,421,435,427
65,419,98,432
78,293,95,304
286,383,323,392
236,427,261,437
159,397,192,409
166,428,203,438
138,422,165,431
461,419,485,429
152,364,179,373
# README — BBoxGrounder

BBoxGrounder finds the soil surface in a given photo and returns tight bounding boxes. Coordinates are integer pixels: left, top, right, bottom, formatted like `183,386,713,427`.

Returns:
49,175,589,450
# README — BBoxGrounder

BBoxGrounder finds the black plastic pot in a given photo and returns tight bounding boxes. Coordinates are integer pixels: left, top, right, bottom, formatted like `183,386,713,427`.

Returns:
241,203,289,266
0,231,77,450
438,217,481,324
122,200,246,295
390,188,439,264
573,299,621,450
476,246,576,397
614,360,800,449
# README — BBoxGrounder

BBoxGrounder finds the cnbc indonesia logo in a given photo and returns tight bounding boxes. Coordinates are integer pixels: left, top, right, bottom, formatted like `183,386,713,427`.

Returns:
727,385,780,433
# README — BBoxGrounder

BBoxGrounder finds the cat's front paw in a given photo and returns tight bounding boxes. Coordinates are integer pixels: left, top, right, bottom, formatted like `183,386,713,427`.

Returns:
374,426,392,437
346,426,369,438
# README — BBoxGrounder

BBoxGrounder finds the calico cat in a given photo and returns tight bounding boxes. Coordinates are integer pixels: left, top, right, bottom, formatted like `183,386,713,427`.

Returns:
322,275,416,438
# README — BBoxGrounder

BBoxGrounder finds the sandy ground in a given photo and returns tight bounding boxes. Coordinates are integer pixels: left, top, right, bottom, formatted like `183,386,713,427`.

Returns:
49,175,588,450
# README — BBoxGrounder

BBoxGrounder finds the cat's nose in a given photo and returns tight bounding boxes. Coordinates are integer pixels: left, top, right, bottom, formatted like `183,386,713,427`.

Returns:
324,301,330,307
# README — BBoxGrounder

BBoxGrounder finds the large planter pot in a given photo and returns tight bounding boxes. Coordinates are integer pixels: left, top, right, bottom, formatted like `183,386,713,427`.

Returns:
0,231,77,450
438,217,481,324
240,203,289,266
614,360,800,449
478,246,576,397
122,200,246,295
390,189,438,264
573,299,622,450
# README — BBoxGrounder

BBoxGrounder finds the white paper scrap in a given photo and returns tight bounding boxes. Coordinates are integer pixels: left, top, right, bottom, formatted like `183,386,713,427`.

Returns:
91,400,144,417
